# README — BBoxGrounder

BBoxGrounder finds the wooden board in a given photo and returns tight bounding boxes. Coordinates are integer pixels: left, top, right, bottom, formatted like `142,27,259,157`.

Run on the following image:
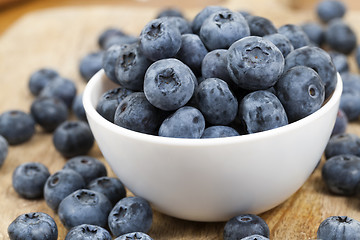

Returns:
1,1,360,239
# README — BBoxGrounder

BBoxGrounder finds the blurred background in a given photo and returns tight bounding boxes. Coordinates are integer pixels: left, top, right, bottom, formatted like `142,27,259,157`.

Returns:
1,0,360,35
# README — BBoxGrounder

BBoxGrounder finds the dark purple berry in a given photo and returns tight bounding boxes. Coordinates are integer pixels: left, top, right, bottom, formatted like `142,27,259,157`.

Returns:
79,51,104,82
0,110,35,145
331,109,348,136
31,96,68,132
63,155,107,184
53,120,94,158
325,133,360,159
12,162,50,199
223,214,270,240
65,224,112,240
317,0,347,23
317,216,360,240
58,189,112,230
72,93,87,122
44,169,86,211
108,196,153,237
115,232,153,240
28,68,59,96
39,76,77,108
96,87,134,123
87,176,126,206
322,154,360,195
8,212,58,240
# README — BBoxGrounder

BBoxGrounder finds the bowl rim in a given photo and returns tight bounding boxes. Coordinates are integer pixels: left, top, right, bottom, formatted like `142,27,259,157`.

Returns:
83,70,343,147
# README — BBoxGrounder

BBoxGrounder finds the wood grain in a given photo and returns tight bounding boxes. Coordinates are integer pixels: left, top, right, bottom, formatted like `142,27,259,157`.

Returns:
0,0,225,35
1,1,360,239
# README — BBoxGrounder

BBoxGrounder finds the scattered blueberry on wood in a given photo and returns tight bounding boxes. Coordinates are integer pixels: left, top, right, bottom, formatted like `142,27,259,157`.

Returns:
8,212,58,240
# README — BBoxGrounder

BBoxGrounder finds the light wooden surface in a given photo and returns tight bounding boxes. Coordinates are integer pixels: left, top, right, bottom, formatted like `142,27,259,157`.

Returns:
1,0,360,239
0,0,225,36
0,0,360,37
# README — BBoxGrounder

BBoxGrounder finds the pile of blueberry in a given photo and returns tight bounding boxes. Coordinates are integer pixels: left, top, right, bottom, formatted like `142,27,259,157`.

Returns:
3,0,360,239
92,2,341,139
0,67,95,159
8,155,154,239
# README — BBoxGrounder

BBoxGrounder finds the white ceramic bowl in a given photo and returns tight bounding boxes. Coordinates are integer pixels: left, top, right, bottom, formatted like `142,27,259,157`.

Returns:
83,69,342,222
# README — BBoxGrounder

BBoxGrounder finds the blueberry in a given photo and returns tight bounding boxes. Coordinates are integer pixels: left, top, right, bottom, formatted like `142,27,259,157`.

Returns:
223,214,270,240
325,19,357,55
340,93,360,122
30,96,68,132
0,135,8,167
97,28,138,50
104,35,139,51
72,93,87,122
0,110,35,145
201,49,232,84
322,154,360,195
356,46,360,70
160,16,192,34
195,78,238,125
58,189,112,230
331,109,348,136
339,73,360,121
144,58,196,111
65,224,112,240
240,235,269,240
301,22,325,46
191,5,229,34
79,51,104,82
278,24,310,49
325,133,360,159
284,46,337,99
114,92,163,135
63,155,107,184
201,126,239,138
98,28,126,49
28,68,59,96
88,176,126,206
263,33,294,57
156,7,184,18
108,196,153,237
96,87,134,122
158,106,205,138
245,15,277,37
316,0,347,23
115,232,153,240
175,34,208,76
139,18,182,61
329,51,349,74
317,216,360,239
239,90,288,134
115,42,153,91
102,44,129,84
12,162,50,199
227,36,284,91
8,212,58,240
199,10,250,51
44,169,86,211
275,66,325,122
39,76,77,108
53,120,94,158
